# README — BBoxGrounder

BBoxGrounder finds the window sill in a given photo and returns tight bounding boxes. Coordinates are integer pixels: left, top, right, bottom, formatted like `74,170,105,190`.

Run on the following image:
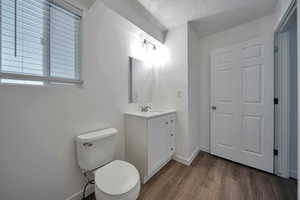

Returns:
0,72,83,88
0,80,84,89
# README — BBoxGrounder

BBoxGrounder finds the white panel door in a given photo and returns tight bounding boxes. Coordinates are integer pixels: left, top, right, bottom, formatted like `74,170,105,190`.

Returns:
211,47,241,162
211,37,274,173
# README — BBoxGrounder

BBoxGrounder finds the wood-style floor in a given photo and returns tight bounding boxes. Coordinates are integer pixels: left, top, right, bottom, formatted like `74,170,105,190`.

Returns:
87,152,297,200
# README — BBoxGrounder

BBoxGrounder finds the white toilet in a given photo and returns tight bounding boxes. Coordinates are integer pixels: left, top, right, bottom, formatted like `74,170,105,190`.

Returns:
76,128,140,200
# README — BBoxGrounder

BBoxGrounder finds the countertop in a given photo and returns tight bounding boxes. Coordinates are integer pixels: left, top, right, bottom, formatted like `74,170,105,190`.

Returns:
124,109,176,119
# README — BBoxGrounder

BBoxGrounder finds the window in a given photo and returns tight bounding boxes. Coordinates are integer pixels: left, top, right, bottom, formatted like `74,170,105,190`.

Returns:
0,0,82,85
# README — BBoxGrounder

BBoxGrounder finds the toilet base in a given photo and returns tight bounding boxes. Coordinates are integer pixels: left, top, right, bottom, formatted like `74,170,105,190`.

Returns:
95,179,140,200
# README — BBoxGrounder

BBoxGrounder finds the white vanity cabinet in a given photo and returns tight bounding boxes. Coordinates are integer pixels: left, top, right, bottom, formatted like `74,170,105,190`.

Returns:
125,111,176,183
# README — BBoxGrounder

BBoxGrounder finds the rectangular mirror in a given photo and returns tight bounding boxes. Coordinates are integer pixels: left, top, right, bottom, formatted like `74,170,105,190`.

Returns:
129,57,153,103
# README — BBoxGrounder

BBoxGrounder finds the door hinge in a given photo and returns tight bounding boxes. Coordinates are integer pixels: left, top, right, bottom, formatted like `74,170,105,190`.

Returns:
274,46,279,53
274,149,278,156
274,98,279,105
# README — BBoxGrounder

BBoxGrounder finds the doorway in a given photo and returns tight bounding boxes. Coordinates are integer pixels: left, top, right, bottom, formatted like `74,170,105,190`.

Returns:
274,1,298,179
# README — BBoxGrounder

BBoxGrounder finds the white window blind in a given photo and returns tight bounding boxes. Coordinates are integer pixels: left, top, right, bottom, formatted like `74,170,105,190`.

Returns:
0,0,82,85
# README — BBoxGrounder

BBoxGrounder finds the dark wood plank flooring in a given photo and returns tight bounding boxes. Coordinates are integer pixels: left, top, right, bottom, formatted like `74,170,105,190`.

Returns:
87,152,297,200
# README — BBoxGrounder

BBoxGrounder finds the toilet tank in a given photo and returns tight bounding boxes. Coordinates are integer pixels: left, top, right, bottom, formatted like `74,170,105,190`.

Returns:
76,128,117,171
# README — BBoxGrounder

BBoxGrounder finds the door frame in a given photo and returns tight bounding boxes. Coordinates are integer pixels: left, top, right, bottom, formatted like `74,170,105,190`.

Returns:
274,0,297,178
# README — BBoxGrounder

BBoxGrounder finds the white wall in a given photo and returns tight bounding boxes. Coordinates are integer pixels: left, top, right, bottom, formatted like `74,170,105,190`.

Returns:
152,23,202,162
152,24,190,159
0,1,156,199
187,24,201,155
198,15,276,151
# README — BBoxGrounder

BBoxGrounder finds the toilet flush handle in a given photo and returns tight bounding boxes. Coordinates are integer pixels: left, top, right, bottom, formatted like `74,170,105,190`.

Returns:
83,142,93,147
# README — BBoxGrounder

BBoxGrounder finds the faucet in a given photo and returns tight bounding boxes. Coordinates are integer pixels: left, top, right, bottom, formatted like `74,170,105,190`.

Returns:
141,105,151,112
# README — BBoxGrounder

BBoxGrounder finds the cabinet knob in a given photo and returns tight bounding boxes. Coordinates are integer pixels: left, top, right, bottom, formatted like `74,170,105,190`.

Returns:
165,122,168,125
171,148,174,151
171,134,174,136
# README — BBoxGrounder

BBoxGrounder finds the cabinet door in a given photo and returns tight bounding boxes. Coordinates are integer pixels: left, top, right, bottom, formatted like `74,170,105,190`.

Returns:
148,116,169,174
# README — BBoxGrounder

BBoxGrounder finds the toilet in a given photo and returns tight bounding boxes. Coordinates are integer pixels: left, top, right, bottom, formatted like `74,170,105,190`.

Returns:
76,128,140,200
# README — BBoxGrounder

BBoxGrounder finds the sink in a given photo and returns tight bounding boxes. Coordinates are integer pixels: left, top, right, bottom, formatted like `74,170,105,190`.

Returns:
124,109,176,119
148,110,165,113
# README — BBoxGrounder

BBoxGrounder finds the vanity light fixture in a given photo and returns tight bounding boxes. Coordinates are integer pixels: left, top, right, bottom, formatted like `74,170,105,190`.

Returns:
143,39,157,51
131,38,169,67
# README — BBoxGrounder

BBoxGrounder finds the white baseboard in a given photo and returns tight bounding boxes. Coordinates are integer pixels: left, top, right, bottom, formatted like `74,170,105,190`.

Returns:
65,184,94,200
198,146,210,153
289,170,297,179
173,147,201,166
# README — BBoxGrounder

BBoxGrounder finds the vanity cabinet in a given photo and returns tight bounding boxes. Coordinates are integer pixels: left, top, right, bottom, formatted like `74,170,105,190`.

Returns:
125,111,176,183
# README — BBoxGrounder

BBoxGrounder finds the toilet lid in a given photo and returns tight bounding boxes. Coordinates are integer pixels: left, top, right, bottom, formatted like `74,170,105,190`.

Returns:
95,160,140,195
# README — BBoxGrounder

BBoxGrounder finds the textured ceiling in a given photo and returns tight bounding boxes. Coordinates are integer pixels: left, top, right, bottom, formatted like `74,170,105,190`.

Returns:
190,0,277,38
137,0,277,28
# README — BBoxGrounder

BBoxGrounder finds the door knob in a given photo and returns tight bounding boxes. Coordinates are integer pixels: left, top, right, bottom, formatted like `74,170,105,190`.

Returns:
211,106,217,110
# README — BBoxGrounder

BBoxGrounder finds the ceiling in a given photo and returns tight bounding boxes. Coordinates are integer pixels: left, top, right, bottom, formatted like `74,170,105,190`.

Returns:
191,0,278,38
92,0,278,42
138,0,277,36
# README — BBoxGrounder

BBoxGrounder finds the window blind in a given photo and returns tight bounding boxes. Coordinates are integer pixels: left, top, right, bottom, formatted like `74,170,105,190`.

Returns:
0,0,82,85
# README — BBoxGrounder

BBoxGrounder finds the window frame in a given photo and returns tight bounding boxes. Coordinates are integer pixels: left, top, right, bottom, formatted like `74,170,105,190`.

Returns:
0,0,83,86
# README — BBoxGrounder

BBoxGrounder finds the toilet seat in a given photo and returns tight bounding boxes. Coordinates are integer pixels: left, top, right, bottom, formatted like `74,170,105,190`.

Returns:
95,160,140,200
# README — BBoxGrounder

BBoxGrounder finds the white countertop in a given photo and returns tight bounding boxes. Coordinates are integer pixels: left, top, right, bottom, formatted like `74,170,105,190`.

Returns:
124,109,176,119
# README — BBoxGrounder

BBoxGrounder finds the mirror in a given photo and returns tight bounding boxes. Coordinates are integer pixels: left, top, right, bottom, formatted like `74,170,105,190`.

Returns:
129,57,153,103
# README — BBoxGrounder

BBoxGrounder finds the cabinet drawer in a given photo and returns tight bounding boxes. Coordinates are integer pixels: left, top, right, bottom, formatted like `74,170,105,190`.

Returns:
168,114,176,122
170,134,176,154
169,125,176,149
168,114,176,155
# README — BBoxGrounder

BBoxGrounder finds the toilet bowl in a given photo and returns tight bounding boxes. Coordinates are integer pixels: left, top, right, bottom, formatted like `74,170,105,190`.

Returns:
95,160,140,200
76,128,140,200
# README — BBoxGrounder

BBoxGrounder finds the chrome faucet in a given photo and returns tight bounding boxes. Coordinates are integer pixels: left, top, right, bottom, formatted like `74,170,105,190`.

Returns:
141,105,151,112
